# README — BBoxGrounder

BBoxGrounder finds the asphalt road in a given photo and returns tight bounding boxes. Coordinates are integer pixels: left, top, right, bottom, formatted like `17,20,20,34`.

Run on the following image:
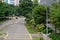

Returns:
3,17,31,40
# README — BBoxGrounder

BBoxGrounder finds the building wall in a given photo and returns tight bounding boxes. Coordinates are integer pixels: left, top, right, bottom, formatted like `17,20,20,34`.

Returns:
32,0,59,6
15,0,19,6
38,0,59,6
3,0,20,6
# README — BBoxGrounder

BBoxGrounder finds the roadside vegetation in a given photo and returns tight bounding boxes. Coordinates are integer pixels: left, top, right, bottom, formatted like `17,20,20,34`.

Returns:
0,1,18,38
48,2,60,40
0,0,60,40
34,37,40,40
0,32,6,36
0,2,18,23
0,18,8,23
19,0,60,40
25,23,38,33
34,37,44,40
49,32,60,40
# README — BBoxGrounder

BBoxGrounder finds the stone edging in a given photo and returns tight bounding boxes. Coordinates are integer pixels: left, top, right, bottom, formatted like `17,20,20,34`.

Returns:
0,33,8,40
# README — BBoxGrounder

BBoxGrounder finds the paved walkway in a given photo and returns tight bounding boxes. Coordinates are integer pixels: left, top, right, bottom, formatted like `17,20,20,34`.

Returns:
0,19,18,29
2,18,31,40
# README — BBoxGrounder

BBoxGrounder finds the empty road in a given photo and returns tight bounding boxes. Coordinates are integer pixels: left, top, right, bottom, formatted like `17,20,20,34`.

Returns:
3,17,31,40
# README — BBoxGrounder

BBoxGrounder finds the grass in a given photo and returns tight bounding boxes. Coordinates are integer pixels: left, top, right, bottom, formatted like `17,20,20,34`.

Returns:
25,23,53,34
0,32,7,36
25,23,38,34
34,37,40,40
34,37,44,40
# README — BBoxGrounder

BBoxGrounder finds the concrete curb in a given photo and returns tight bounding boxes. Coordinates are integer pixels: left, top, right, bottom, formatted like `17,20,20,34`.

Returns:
29,34,33,40
4,33,8,39
0,33,8,40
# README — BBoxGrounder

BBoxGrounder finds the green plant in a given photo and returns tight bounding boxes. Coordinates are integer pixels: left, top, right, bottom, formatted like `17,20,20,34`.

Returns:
36,24,45,32
49,2,60,32
40,37,44,40
34,37,44,40
18,0,33,16
42,27,53,34
34,37,40,40
49,33,60,40
25,23,38,33
0,2,17,17
0,32,6,36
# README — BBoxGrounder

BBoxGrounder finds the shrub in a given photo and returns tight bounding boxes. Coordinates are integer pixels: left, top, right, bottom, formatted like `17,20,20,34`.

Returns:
49,33,60,40
34,37,40,40
36,24,45,32
40,37,44,40
42,27,53,34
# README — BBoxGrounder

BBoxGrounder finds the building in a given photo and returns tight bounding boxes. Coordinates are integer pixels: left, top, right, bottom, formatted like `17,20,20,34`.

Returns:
39,0,59,6
2,0,20,6
32,0,59,6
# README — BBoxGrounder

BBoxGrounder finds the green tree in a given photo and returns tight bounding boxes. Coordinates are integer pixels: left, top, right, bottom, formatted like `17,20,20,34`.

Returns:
0,2,17,17
26,4,47,29
18,0,33,16
33,0,38,4
36,24,45,32
49,2,60,32
32,5,47,24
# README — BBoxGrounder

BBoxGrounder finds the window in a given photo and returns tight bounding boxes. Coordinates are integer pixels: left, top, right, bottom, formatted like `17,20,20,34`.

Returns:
5,0,8,3
10,0,14,4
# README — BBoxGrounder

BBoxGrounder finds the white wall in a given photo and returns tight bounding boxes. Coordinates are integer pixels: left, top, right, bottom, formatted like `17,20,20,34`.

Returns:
3,0,19,6
38,0,58,6
32,0,58,6
15,0,19,6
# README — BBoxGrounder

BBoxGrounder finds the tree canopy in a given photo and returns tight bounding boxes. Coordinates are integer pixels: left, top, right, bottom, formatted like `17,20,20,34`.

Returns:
49,2,60,31
18,0,33,16
0,2,17,17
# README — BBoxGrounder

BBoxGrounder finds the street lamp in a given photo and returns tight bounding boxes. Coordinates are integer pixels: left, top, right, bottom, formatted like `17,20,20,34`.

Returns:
45,1,52,40
46,8,49,34
45,0,56,35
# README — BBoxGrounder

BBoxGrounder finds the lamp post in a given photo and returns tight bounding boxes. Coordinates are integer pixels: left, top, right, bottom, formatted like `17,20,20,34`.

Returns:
46,8,49,34
45,1,51,40
45,0,55,35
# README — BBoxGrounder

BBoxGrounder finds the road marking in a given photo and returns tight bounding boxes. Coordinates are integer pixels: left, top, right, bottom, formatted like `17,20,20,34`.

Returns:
29,34,33,40
4,33,8,39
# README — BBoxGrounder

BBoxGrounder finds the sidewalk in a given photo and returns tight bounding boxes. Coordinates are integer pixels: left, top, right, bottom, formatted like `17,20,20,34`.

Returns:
3,17,32,40
0,19,19,31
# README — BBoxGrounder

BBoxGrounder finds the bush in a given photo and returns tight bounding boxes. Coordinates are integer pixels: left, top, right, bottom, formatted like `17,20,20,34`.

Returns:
42,27,53,34
36,24,45,32
25,23,38,33
49,33,60,40
0,32,6,36
40,37,44,40
34,37,40,40
34,37,44,40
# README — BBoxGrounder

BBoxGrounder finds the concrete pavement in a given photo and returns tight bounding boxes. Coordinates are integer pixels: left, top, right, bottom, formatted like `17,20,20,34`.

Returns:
0,19,18,29
3,17,32,40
